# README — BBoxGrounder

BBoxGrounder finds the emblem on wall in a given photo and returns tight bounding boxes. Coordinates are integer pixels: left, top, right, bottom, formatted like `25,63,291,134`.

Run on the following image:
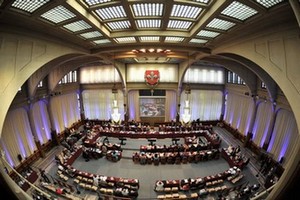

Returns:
144,70,160,86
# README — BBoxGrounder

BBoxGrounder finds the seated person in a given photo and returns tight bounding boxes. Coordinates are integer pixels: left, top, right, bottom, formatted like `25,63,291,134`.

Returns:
155,180,164,191
179,179,190,191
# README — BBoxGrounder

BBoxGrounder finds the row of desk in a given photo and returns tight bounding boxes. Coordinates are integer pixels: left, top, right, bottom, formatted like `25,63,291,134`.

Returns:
221,148,247,169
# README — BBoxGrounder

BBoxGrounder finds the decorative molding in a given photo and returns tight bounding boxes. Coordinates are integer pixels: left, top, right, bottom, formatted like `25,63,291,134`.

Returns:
268,39,285,72
254,42,267,58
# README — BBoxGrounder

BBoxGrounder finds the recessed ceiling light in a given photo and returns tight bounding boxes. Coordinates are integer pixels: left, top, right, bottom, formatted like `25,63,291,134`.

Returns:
40,5,76,24
165,37,185,42
197,30,220,38
136,20,161,28
114,37,136,43
80,31,102,39
168,20,192,29
93,39,111,44
139,36,160,42
190,38,208,44
95,6,126,20
255,0,284,8
11,0,50,13
171,4,202,19
206,18,235,31
132,3,163,17
222,1,258,21
63,20,92,32
84,0,111,6
106,21,131,30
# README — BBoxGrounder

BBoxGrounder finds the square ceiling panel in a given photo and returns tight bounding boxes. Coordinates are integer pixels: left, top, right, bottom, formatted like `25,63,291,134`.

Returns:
168,20,192,29
93,39,111,44
136,20,161,28
255,0,284,8
171,4,202,19
11,0,50,13
84,0,111,6
40,5,76,24
95,6,127,20
80,31,102,39
197,30,220,38
106,21,131,30
165,37,185,42
193,0,210,4
221,1,258,21
132,3,163,17
114,37,136,43
190,38,208,44
206,18,235,31
63,20,92,32
139,36,160,42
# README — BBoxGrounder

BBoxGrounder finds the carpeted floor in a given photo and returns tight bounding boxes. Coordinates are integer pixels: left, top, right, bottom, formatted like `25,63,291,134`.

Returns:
42,127,261,199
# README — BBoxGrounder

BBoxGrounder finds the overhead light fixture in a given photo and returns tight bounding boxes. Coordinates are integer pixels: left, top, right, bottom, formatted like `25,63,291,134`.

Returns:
181,85,191,125
131,49,171,53
111,64,121,124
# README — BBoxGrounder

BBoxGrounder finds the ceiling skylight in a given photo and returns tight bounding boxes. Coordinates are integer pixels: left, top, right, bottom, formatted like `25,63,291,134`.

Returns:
84,0,111,6
190,38,208,44
11,0,50,13
136,20,161,28
206,18,235,31
106,21,131,30
194,0,210,4
95,6,126,20
197,30,220,38
165,37,185,42
80,31,102,39
93,39,111,44
167,20,192,29
63,20,92,32
132,3,163,17
221,1,258,21
255,0,284,8
139,36,160,42
171,4,202,19
40,6,76,24
114,37,136,43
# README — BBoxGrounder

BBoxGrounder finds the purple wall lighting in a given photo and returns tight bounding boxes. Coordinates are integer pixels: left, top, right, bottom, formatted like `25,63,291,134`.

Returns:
16,132,26,158
278,134,290,162
1,141,14,167
260,120,271,147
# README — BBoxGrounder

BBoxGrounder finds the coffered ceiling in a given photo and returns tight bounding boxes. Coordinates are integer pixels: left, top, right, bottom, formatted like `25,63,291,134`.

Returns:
0,0,295,64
